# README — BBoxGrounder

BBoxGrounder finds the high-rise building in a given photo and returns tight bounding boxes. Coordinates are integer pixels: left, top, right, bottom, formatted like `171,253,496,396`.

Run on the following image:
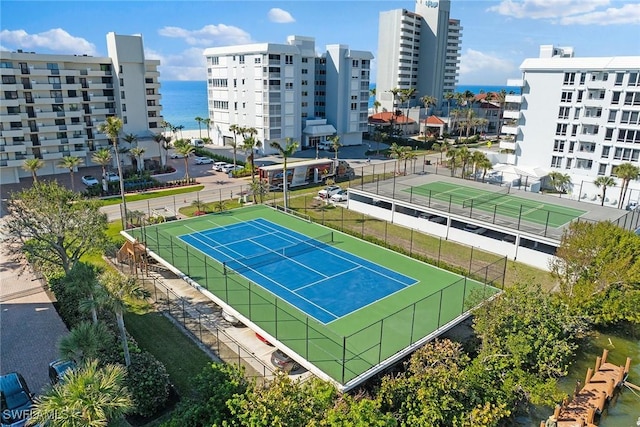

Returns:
503,45,640,206
0,32,162,184
203,35,372,155
376,0,462,113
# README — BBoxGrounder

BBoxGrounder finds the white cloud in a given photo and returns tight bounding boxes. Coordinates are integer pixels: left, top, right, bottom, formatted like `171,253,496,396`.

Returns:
560,3,640,25
0,28,97,55
487,0,610,19
267,8,295,23
158,24,252,46
154,47,208,81
459,49,519,85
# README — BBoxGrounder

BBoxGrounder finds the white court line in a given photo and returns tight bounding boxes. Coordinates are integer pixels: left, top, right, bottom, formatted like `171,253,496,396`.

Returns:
249,238,330,279
293,266,361,292
521,203,547,217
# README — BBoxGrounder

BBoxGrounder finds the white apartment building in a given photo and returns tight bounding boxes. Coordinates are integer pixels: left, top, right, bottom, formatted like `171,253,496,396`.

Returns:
203,35,372,155
503,45,640,206
0,32,163,184
376,0,462,113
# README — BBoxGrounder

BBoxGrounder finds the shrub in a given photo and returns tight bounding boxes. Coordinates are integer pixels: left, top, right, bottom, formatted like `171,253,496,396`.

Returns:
49,273,90,329
126,351,171,417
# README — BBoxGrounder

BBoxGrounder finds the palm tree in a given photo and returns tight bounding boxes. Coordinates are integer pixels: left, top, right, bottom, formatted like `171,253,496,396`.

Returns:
328,134,341,160
153,133,166,168
66,262,101,324
58,156,84,191
446,147,460,176
22,158,44,182
402,146,416,175
228,124,240,167
450,108,464,137
195,116,204,139
129,147,145,173
270,138,299,210
478,157,493,182
457,145,472,178
241,127,260,182
250,179,269,204
30,359,133,427
174,142,195,180
470,151,488,180
122,132,137,147
59,321,113,364
389,142,404,175
191,199,208,214
98,117,128,228
495,89,507,139
98,271,150,367
388,87,402,135
444,91,455,117
91,148,112,181
402,88,417,133
594,176,617,206
547,171,572,194
614,163,640,209
373,100,381,114
373,129,388,157
420,95,437,115
203,118,212,140
176,125,185,139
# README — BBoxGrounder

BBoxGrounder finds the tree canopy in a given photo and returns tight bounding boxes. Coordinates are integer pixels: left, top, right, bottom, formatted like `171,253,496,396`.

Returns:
3,181,108,273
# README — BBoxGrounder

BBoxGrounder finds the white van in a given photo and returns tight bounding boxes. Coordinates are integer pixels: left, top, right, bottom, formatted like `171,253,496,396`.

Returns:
190,139,204,147
318,141,331,151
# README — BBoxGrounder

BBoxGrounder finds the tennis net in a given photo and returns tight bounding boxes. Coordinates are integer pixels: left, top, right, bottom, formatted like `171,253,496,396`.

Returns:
462,186,510,209
224,232,334,275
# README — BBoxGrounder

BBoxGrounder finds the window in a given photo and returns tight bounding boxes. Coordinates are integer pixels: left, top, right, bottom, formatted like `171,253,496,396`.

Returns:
210,57,219,65
579,73,586,85
621,110,640,125
2,75,16,84
211,79,228,87
565,158,572,169
352,60,359,67
285,82,293,89
213,100,229,109
234,102,237,110
301,91,308,97
598,164,607,176
553,140,565,152
617,129,640,144
285,55,293,65
576,90,583,103
615,72,625,86
608,110,618,123
629,72,640,86
563,72,575,85
146,88,155,95
558,106,570,119
612,91,621,104
560,91,573,102
301,69,308,74
571,125,578,137
302,58,308,63
254,57,261,64
147,100,156,106
350,103,357,110
555,123,568,136
238,55,245,64
121,91,125,99
624,92,640,105
568,141,576,153
550,156,562,168
233,79,237,88
301,80,308,86
575,159,593,169
605,128,614,141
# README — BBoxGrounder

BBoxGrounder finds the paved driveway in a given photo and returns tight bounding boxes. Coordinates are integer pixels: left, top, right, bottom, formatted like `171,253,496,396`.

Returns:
0,241,69,394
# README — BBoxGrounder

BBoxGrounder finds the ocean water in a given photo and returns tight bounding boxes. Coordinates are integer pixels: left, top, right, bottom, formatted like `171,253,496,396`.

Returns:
159,81,516,130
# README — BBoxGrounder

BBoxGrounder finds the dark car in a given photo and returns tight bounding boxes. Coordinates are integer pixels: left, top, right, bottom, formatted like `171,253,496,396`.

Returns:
270,349,306,375
0,373,34,427
48,359,76,385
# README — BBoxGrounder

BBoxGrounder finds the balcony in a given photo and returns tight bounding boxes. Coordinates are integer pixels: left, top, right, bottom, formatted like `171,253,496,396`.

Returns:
506,78,524,87
501,124,518,135
502,110,520,120
505,94,522,104
1,129,25,138
1,144,28,153
2,98,20,107
42,151,64,160
499,140,517,151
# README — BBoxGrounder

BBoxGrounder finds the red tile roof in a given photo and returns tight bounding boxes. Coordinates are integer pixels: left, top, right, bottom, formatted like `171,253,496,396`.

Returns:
424,115,445,125
368,112,415,125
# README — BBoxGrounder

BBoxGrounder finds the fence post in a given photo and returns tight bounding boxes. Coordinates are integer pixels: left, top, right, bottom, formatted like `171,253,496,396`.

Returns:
378,319,384,364
384,221,388,247
438,237,442,267
410,228,414,256
166,288,171,316
199,313,202,340
544,210,551,237
469,246,474,275
361,212,365,238
182,299,186,325
437,290,444,328
517,205,524,230
186,245,190,276
342,337,347,384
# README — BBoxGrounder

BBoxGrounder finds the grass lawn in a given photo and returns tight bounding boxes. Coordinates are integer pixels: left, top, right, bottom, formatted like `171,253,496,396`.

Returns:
124,311,212,396
100,185,205,206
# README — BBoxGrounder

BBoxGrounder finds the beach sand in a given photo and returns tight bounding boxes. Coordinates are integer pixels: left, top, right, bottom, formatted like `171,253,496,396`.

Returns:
162,129,207,141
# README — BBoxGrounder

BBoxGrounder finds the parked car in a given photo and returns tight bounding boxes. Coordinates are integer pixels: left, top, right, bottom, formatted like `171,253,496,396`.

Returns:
81,175,99,186
48,359,76,385
222,164,243,173
190,139,204,147
318,185,341,199
194,156,214,165
330,189,348,202
105,171,119,182
212,161,230,171
0,372,34,427
463,224,487,235
419,213,447,224
270,349,306,375
170,152,184,159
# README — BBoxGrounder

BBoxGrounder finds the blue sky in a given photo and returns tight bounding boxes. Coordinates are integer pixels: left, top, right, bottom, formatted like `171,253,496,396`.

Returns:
1,0,639,85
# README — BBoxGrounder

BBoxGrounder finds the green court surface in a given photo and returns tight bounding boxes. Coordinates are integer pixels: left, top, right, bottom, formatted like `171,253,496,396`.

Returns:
405,181,586,228
127,204,502,387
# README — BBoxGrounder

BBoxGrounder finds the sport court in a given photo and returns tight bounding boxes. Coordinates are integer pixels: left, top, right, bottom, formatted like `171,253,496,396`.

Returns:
179,218,417,324
129,205,502,387
405,181,586,227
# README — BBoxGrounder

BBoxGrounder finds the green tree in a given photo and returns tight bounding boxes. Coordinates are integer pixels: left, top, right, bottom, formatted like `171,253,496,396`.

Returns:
446,147,460,176
328,134,341,160
98,271,150,366
420,94,437,115
153,133,166,168
470,151,489,180
547,171,572,194
551,221,640,325
614,162,640,209
66,262,101,323
444,91,455,117
388,142,404,175
593,175,617,206
240,127,261,197
195,116,204,139
174,141,196,180
4,181,107,273
98,116,128,228
229,124,241,167
29,359,132,427
191,199,208,214
58,156,84,192
401,146,416,175
373,129,388,157
22,158,44,183
58,321,114,364
203,117,212,139
270,138,299,210
322,395,396,427
91,148,113,181
162,363,248,427
457,145,471,178
249,179,270,204
129,146,146,173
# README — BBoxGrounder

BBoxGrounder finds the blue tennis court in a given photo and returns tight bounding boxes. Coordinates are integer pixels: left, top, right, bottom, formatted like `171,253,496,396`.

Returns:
179,218,418,323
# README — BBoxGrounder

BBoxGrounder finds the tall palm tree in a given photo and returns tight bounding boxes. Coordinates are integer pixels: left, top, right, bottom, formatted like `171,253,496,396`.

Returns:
59,321,113,364
402,146,416,175
195,116,204,139
547,171,572,194
98,271,150,367
176,125,185,139
470,151,488,180
373,100,381,114
174,142,196,180
153,133,166,168
228,124,240,167
249,179,269,204
594,176,617,206
373,129,388,157
122,133,137,148
402,87,417,131
91,148,112,180
270,138,299,210
203,118,212,140
328,134,341,160
495,89,507,139
420,95,437,115
389,142,405,175
30,359,133,427
478,157,493,182
444,91,455,116
614,163,640,209
66,262,101,324
450,108,464,137
129,147,145,173
22,158,44,182
58,156,84,191
457,145,471,178
446,147,460,176
388,87,402,135
98,117,128,228
241,127,260,182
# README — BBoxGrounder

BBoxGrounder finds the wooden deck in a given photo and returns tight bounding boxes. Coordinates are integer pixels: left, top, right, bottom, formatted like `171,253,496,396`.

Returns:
541,349,632,427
